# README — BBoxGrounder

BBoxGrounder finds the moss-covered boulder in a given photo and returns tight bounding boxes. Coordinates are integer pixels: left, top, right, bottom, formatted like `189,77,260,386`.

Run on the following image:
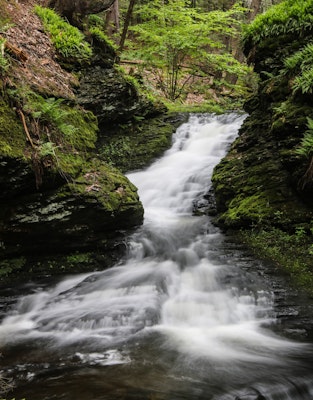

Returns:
0,93,144,280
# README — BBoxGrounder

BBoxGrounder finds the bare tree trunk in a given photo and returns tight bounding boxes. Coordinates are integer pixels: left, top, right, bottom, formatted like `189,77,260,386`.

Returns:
118,0,136,53
105,0,120,38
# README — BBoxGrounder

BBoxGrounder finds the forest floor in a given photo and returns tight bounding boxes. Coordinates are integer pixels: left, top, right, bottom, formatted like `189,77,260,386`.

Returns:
1,0,76,99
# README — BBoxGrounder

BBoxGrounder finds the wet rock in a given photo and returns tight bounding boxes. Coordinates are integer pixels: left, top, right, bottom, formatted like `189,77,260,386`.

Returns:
0,156,144,279
76,65,156,128
212,15,313,230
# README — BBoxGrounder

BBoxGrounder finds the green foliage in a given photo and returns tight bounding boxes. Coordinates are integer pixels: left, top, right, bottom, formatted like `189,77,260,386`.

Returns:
281,42,313,94
22,91,97,151
242,0,313,48
89,26,117,51
34,5,92,62
6,86,98,179
123,0,247,100
292,67,313,94
0,257,25,278
295,117,313,159
284,42,313,72
38,141,58,157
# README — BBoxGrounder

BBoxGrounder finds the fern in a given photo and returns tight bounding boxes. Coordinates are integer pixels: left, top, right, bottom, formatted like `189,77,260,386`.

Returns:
295,117,313,158
284,42,313,73
89,26,117,50
243,0,313,48
292,67,313,94
34,6,92,62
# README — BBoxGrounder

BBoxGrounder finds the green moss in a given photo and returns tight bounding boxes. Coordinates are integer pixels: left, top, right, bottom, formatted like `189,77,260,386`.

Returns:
100,116,176,172
62,106,98,150
0,99,25,158
240,227,313,296
34,5,92,65
56,152,86,177
89,26,117,52
7,87,99,178
224,193,272,226
68,159,141,211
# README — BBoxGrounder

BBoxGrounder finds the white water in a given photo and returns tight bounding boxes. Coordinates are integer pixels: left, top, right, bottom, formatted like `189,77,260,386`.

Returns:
1,113,312,399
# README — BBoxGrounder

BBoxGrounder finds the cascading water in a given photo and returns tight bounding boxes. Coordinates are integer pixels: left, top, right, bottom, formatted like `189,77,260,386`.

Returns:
1,113,313,400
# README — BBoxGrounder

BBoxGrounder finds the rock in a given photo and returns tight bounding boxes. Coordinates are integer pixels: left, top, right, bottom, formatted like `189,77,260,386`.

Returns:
0,153,144,279
48,0,116,26
212,5,313,230
76,64,156,128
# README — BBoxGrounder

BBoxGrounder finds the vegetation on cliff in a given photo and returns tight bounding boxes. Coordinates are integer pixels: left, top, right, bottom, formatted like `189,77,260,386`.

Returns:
212,0,313,293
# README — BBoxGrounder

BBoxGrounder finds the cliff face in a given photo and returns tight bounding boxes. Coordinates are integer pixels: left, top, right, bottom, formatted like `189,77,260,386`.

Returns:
213,1,313,229
211,0,313,289
0,0,173,281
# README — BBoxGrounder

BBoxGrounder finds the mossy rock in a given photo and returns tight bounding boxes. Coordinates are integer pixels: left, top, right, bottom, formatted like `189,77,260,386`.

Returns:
212,112,313,230
0,98,26,158
68,158,143,213
99,113,187,172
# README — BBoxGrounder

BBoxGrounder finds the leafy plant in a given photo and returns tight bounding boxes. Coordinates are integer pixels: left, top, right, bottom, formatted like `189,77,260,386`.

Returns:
242,0,313,48
89,26,117,51
123,0,248,101
34,5,92,62
295,117,313,188
281,41,313,94
295,117,313,159
39,141,58,157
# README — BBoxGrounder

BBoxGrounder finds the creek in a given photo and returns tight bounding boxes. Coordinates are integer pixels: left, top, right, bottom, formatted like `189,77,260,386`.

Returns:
1,113,313,400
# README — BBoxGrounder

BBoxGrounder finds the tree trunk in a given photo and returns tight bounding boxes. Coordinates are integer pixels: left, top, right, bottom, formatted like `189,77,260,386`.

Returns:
118,0,136,53
105,0,120,38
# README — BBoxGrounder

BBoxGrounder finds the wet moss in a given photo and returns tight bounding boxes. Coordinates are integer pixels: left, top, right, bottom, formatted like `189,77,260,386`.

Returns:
240,227,313,296
99,114,184,172
68,159,142,211
0,98,26,158
223,193,273,226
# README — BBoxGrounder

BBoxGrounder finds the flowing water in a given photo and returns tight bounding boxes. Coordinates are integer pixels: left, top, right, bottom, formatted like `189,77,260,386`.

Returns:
1,113,313,400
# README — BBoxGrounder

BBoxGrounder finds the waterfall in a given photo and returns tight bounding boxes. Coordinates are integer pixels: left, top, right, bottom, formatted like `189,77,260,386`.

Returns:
1,113,312,400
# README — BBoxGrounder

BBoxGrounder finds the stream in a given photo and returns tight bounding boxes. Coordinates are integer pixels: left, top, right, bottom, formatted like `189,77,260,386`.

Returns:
1,113,313,400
